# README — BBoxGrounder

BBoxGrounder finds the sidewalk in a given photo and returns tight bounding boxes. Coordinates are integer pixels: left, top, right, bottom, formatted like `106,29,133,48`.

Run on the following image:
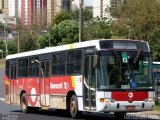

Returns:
137,110,160,115
129,110,160,115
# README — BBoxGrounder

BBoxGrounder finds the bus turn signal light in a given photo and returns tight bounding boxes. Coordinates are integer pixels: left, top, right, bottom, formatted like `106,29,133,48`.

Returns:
100,98,105,103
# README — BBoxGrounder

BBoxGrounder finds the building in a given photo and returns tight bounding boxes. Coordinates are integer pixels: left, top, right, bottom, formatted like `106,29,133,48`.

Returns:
72,0,84,10
47,0,72,25
93,0,110,18
8,0,20,18
72,0,77,10
93,0,122,19
21,0,47,27
0,0,8,16
85,6,93,13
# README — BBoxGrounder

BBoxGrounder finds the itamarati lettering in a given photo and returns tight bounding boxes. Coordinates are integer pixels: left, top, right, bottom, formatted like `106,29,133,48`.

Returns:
50,83,63,89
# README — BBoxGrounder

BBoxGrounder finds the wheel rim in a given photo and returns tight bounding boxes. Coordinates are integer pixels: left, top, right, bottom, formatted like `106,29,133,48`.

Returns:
22,97,26,110
70,97,76,114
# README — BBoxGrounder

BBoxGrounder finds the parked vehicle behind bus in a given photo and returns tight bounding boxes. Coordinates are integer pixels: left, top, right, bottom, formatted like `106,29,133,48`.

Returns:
3,39,155,119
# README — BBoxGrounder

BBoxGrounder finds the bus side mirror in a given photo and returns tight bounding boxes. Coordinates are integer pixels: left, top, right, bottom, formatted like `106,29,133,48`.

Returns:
93,54,100,68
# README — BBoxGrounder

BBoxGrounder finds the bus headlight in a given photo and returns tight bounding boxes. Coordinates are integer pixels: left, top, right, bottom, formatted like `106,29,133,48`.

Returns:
100,98,116,103
145,98,155,102
105,98,116,103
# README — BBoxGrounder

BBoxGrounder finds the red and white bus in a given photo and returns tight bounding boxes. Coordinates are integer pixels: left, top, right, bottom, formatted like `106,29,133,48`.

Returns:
3,39,155,119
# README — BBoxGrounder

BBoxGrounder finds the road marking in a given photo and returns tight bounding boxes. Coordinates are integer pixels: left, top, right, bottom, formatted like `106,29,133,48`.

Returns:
0,98,4,101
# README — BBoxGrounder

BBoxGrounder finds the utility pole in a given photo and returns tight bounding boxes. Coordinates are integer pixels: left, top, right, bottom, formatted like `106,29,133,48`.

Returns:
18,27,20,53
127,26,130,39
3,26,8,56
48,30,51,47
79,0,82,42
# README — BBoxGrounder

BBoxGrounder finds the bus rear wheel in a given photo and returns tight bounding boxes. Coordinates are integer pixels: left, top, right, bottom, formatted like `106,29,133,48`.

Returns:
20,93,31,113
69,95,81,119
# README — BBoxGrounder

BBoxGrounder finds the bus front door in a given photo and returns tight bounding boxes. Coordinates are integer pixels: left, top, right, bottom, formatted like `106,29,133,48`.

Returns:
40,60,50,107
10,64,17,104
83,55,96,110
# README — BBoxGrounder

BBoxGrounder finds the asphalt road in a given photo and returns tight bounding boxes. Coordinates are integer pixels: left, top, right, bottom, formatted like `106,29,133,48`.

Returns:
0,69,160,120
0,100,159,120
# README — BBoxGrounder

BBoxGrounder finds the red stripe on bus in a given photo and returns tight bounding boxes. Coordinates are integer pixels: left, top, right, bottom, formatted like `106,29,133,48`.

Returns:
112,91,148,101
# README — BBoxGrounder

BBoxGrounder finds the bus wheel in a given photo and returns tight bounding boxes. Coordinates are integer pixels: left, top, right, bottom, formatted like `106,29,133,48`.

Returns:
114,112,126,120
70,95,81,119
20,93,30,113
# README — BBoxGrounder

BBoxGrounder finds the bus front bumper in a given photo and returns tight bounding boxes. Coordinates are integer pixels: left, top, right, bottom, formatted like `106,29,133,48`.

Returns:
101,101,155,112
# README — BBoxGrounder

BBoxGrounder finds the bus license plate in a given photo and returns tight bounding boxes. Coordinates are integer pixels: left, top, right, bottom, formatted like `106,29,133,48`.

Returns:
125,106,135,110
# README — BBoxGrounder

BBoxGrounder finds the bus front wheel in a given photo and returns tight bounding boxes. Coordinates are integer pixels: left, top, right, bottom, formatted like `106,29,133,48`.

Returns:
69,94,81,118
20,93,30,113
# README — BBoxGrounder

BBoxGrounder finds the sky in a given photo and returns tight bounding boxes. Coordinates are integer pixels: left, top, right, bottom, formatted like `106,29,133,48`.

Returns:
84,0,93,6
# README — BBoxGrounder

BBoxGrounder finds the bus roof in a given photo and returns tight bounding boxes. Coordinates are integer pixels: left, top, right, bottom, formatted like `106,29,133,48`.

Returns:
6,39,100,60
6,39,149,60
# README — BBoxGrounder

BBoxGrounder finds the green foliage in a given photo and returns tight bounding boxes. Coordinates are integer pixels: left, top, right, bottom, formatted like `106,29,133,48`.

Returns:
0,40,5,58
20,32,39,52
38,34,50,48
49,20,79,45
111,0,160,60
0,63,4,69
71,9,93,22
155,103,160,111
0,40,5,51
84,19,112,40
47,9,93,46
0,40,17,57
112,0,160,41
150,27,160,60
7,40,17,55
50,25,61,46
51,10,72,26
58,20,79,44
107,0,124,18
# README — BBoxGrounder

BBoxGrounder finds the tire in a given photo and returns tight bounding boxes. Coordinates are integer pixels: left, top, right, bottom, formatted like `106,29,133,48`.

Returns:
20,93,31,113
114,112,126,120
69,95,81,119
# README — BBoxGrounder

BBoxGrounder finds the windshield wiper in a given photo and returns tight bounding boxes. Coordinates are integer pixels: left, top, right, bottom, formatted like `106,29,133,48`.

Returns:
133,49,141,63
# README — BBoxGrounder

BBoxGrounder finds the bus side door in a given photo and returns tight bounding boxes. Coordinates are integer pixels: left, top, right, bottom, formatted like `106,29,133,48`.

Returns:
40,60,50,107
83,55,96,110
10,64,17,104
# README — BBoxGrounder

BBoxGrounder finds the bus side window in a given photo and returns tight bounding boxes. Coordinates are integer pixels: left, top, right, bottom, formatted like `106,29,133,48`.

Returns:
28,56,39,77
18,58,28,77
67,50,82,75
5,60,10,78
52,53,66,75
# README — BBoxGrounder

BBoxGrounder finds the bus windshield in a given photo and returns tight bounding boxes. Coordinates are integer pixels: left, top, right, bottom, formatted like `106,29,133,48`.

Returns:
97,50,153,90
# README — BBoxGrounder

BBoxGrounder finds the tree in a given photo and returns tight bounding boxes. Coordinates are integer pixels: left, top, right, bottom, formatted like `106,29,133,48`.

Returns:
84,19,112,40
150,27,160,60
49,24,61,46
20,32,39,52
0,40,16,57
7,40,17,55
0,40,5,57
38,34,50,48
112,0,160,41
71,9,93,22
51,10,72,26
49,9,93,44
58,20,79,44
111,0,160,60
